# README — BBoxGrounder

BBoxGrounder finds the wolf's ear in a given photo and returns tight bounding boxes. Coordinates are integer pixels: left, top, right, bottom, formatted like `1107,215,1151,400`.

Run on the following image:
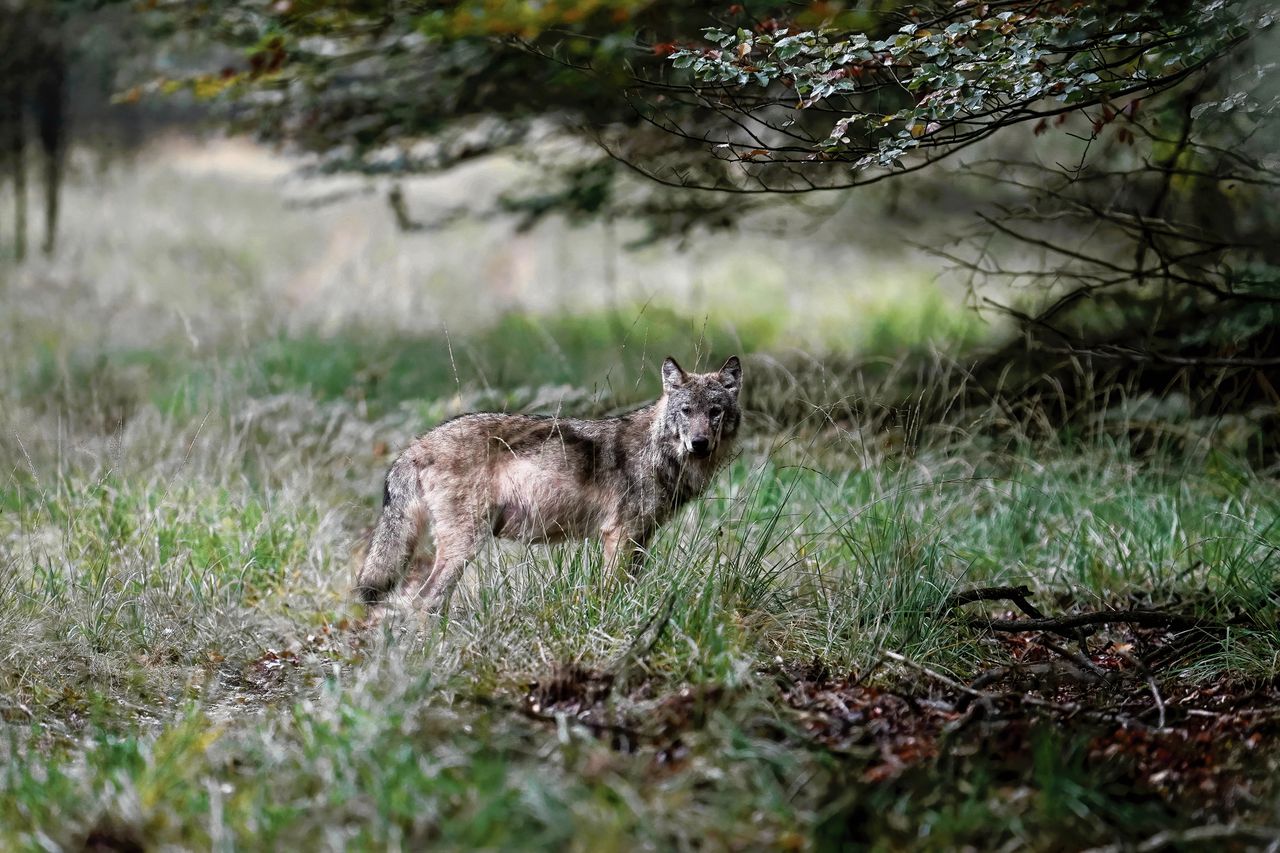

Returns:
718,355,742,396
661,356,687,393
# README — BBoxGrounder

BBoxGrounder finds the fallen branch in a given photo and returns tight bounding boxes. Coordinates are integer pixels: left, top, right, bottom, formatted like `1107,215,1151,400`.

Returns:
969,610,1209,633
957,659,1105,713
944,586,1231,635
940,585,1044,619
467,692,643,747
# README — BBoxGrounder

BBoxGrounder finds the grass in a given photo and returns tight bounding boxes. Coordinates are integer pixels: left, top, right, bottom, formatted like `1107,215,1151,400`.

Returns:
0,140,1277,850
3,385,1276,849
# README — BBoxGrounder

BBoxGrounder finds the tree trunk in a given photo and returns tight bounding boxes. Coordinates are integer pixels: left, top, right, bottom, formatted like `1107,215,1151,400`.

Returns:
8,115,26,262
35,28,66,256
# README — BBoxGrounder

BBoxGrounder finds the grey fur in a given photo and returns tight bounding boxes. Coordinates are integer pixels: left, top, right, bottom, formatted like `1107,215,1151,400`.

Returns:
356,355,743,609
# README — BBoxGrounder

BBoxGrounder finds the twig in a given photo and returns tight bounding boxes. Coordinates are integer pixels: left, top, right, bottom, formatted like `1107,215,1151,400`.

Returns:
1148,675,1168,730
1043,343,1280,368
967,665,1015,693
1034,636,1108,681
605,586,680,677
1083,822,1280,853
467,693,643,745
1114,648,1167,729
882,650,995,715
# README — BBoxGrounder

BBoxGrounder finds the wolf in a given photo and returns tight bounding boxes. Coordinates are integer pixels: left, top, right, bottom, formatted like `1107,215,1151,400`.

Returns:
355,355,743,610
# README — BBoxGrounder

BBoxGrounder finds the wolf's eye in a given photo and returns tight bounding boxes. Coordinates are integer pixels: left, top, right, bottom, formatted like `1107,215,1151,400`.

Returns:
680,406,691,415
709,407,722,418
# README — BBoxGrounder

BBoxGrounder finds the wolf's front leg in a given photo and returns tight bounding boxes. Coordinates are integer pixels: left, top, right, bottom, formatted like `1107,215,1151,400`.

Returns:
602,525,649,582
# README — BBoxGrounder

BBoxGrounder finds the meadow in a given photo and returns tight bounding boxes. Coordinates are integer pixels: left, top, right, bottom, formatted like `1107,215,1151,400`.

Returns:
1,140,1277,850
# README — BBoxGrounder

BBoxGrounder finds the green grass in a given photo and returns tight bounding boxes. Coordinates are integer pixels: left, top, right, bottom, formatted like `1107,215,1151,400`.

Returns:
11,295,984,425
0,143,1277,850
239,306,777,418
3,374,1277,848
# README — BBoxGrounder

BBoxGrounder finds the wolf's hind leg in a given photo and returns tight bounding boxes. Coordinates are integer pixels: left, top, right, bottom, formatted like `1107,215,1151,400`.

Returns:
417,522,481,611
356,456,426,604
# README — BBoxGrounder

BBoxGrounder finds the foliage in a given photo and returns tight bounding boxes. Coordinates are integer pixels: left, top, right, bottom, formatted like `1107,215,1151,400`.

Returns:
670,2,1256,174
138,0,732,152
5,298,1280,846
134,1,1270,189
663,1,1280,397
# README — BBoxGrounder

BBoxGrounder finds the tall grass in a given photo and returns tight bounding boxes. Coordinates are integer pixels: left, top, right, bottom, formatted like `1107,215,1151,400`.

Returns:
3,362,1276,845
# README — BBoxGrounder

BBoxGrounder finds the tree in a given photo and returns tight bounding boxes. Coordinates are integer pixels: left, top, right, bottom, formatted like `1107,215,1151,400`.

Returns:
658,1,1279,412
143,0,1278,412
133,0,778,236
1,0,161,262
1,0,68,259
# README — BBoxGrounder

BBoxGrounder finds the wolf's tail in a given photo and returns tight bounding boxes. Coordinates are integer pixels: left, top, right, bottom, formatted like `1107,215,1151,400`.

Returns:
355,454,425,604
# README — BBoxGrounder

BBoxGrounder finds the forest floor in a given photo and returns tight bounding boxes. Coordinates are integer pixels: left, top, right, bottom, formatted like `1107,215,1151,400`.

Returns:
1,140,1277,850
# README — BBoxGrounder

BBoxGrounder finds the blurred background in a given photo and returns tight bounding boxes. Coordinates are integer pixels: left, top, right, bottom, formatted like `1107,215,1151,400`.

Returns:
5,0,1270,451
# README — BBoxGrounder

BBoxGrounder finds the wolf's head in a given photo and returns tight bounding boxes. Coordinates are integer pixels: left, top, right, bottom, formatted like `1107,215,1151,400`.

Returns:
659,355,743,460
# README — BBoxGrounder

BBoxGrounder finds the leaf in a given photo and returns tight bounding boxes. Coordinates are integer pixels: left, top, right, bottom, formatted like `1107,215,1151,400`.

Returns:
775,38,803,60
